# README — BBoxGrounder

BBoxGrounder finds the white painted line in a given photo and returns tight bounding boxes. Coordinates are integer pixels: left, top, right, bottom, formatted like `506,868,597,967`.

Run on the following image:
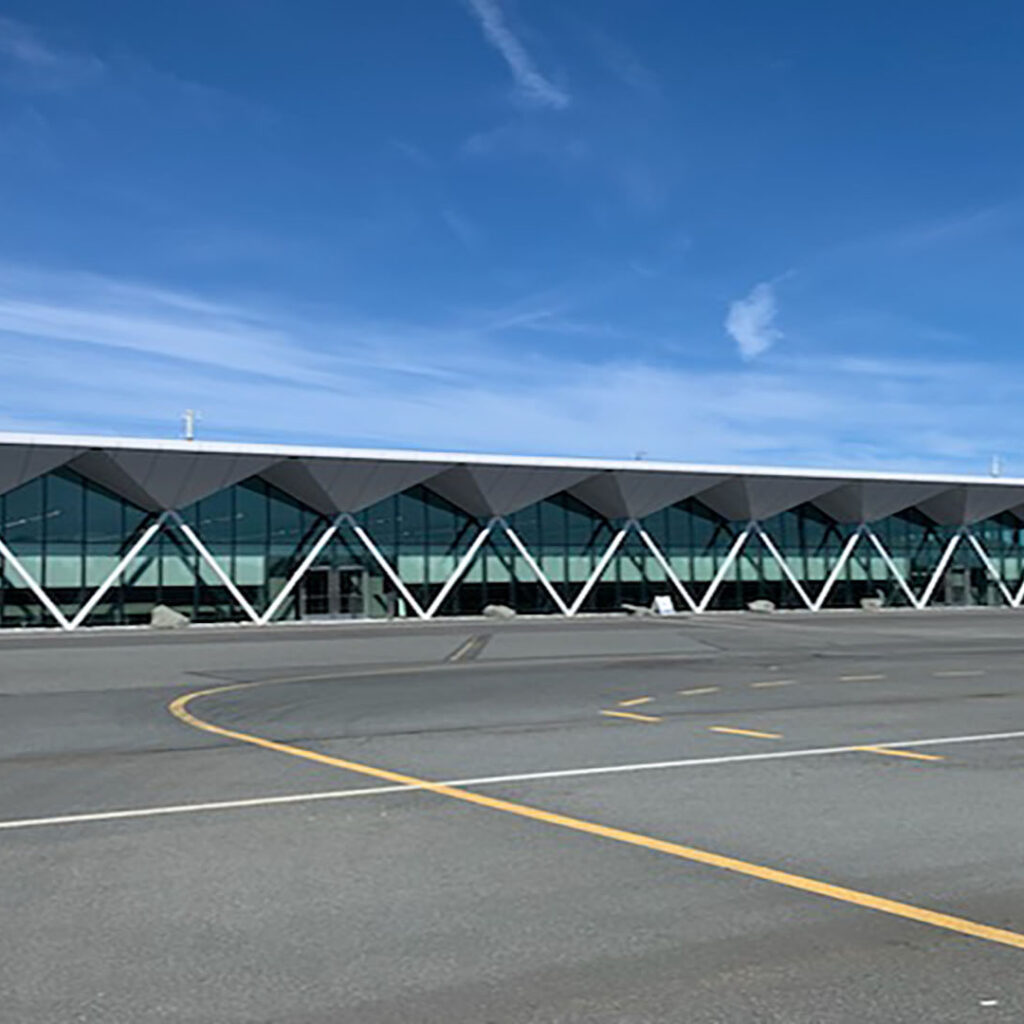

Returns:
839,674,885,682
0,784,412,831
679,686,719,695
446,728,1024,785
750,680,797,688
933,670,985,678
6,727,1024,832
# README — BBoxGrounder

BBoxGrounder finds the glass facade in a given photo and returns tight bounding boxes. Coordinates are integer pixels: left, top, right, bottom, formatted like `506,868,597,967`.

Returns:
2,466,1022,628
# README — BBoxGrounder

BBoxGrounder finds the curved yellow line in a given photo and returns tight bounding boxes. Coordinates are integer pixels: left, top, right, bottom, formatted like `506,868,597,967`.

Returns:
169,682,1024,952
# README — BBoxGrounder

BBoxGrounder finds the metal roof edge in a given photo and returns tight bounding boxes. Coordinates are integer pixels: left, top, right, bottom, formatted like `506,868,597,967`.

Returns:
0,430,1022,489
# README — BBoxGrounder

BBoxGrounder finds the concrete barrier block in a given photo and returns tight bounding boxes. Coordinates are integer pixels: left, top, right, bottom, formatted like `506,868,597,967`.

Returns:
483,604,517,620
151,604,190,629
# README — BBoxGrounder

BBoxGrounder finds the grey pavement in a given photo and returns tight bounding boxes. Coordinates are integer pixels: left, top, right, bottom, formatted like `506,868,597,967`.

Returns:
4,609,1024,1022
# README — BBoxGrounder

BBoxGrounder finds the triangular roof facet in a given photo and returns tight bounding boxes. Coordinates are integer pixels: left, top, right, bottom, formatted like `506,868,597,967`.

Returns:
697,477,841,522
813,480,950,523
0,444,83,497
97,450,280,510
428,465,595,518
570,471,726,520
916,485,1024,525
299,458,451,513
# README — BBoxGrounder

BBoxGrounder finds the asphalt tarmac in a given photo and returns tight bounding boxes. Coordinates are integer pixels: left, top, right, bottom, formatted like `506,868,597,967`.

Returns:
4,609,1024,1022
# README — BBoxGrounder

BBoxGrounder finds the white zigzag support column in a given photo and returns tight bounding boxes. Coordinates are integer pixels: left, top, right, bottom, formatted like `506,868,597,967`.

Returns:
348,517,428,619
697,525,753,613
918,532,962,607
755,526,815,610
168,511,261,623
634,523,699,613
811,529,864,611
499,519,571,616
424,521,495,619
567,528,628,616
0,534,72,630
863,526,922,609
70,513,169,628
963,531,1015,606
259,518,342,625
260,514,433,624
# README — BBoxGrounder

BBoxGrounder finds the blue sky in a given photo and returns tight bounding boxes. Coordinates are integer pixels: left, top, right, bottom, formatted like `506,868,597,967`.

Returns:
1,1,1022,472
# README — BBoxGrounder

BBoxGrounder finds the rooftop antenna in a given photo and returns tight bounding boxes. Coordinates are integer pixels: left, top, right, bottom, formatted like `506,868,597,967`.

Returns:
182,409,201,442
990,454,1002,478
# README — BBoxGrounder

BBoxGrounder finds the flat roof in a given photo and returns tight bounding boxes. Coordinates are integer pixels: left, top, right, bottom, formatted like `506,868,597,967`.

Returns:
1,430,1022,523
0,430,1018,487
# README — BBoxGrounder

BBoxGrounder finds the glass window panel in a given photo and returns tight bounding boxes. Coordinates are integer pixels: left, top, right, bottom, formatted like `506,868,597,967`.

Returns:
3,478,45,552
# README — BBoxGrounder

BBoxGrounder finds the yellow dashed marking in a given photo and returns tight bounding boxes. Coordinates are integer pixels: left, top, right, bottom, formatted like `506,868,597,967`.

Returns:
857,746,944,762
447,637,480,662
601,709,662,723
709,726,782,740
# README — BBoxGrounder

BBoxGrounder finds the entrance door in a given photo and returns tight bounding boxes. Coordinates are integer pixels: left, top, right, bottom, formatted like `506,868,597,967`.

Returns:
300,566,367,618
338,567,365,617
944,566,970,606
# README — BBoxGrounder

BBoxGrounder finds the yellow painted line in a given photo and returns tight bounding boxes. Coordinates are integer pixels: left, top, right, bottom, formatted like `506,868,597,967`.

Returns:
601,709,662,723
840,674,886,682
678,686,719,696
709,726,782,739
933,670,984,678
169,685,1024,953
857,746,944,762
618,696,653,707
750,680,796,689
447,637,479,662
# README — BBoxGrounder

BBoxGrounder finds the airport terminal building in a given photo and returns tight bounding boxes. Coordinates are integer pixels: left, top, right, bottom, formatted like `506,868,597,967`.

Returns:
3,432,1024,630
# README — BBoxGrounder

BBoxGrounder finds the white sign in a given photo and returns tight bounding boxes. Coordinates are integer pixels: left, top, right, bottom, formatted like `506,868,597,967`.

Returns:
652,595,675,616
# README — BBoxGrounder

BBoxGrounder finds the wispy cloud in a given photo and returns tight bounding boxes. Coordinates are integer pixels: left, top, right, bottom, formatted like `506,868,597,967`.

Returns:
891,200,1024,250
0,15,103,91
2,263,1024,475
725,282,783,360
616,161,671,213
463,0,569,110
440,207,480,249
0,15,258,136
587,28,660,100
390,138,436,169
460,118,587,162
